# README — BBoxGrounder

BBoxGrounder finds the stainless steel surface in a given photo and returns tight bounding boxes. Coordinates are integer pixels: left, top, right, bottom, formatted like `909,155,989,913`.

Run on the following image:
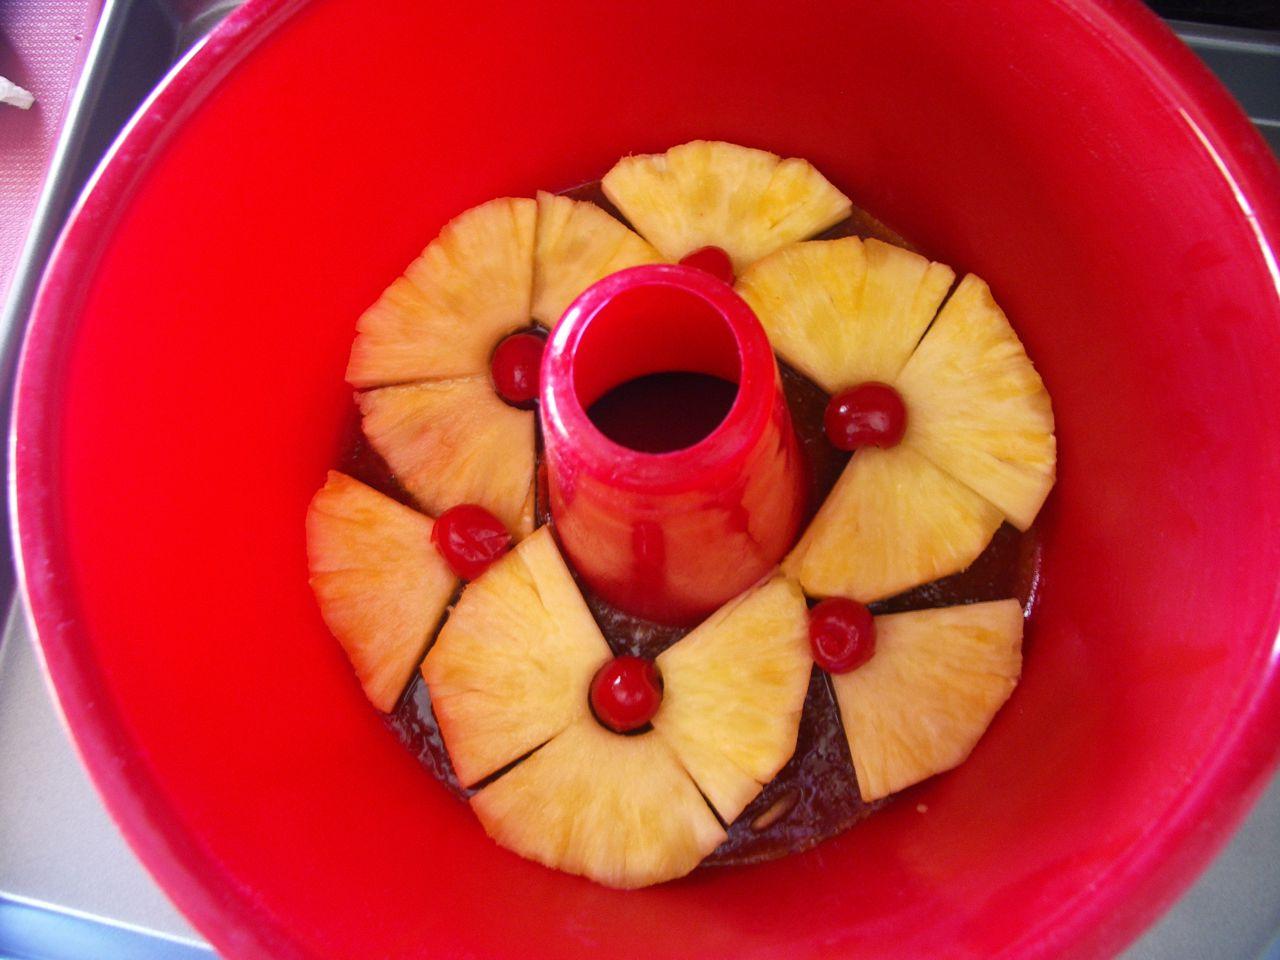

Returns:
0,4,1277,957
0,605,208,950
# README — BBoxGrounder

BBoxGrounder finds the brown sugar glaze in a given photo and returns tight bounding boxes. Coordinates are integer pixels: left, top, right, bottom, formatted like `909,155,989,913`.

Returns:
340,181,1043,867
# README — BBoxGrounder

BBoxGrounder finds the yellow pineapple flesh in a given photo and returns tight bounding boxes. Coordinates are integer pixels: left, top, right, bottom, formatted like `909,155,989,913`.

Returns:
736,237,955,394
532,191,664,327
831,599,1023,801
471,718,726,889
346,198,536,388
601,140,851,273
784,445,1003,602
306,472,457,712
422,528,611,786
652,577,811,822
358,377,535,538
897,274,1056,530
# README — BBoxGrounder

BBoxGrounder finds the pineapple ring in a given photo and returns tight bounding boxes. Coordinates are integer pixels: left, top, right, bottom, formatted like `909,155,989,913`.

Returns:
345,193,666,540
742,239,1056,602
307,140,1059,889
425,551,812,887
783,444,1005,602
423,528,613,786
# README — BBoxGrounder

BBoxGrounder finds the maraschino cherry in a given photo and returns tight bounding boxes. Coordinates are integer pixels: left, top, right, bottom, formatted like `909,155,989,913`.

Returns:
809,598,876,674
490,332,545,408
679,246,735,285
431,504,511,580
823,382,907,450
590,656,663,733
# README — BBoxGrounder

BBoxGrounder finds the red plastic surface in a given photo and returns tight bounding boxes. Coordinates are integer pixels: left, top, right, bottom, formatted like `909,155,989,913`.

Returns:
543,265,804,624
10,0,1280,958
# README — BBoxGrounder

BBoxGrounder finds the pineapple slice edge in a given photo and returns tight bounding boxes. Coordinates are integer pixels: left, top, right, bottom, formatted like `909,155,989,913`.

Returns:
306,471,458,712
831,598,1024,803
736,236,956,395
897,273,1057,532
651,576,812,824
784,445,1005,603
346,197,537,389
422,527,613,787
602,139,852,273
471,717,727,889
358,376,536,539
531,191,665,328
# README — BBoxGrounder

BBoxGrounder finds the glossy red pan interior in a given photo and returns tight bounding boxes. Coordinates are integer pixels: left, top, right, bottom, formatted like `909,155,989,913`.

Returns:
12,0,1280,957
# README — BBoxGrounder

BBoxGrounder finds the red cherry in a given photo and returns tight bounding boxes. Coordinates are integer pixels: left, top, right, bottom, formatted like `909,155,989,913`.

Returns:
490,332,545,408
679,246,735,285
809,598,876,674
590,656,663,733
823,382,907,450
431,504,511,580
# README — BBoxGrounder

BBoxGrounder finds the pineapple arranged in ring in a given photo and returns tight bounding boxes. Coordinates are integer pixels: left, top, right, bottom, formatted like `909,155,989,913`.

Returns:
472,718,726,889
652,576,814,823
306,139,1059,887
741,236,1056,602
788,445,1005,601
737,237,955,392
422,527,611,785
423,530,812,888
347,193,662,539
345,143,867,542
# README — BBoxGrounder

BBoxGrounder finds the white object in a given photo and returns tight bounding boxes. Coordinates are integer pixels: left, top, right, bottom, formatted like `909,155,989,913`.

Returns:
0,76,35,109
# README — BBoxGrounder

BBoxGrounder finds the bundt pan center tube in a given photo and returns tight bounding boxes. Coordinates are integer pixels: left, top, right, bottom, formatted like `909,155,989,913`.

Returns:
540,264,806,625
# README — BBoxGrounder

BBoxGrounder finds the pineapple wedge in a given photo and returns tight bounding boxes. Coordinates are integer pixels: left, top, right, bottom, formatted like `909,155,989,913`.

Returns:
897,274,1056,530
652,577,811,822
601,140,851,273
532,191,663,327
784,446,1003,602
472,718,726,889
306,472,456,712
737,237,955,393
422,528,611,786
831,599,1023,801
359,377,535,538
347,198,536,388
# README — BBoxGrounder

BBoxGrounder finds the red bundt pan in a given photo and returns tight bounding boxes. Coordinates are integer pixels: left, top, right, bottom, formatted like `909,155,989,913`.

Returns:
11,0,1280,957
